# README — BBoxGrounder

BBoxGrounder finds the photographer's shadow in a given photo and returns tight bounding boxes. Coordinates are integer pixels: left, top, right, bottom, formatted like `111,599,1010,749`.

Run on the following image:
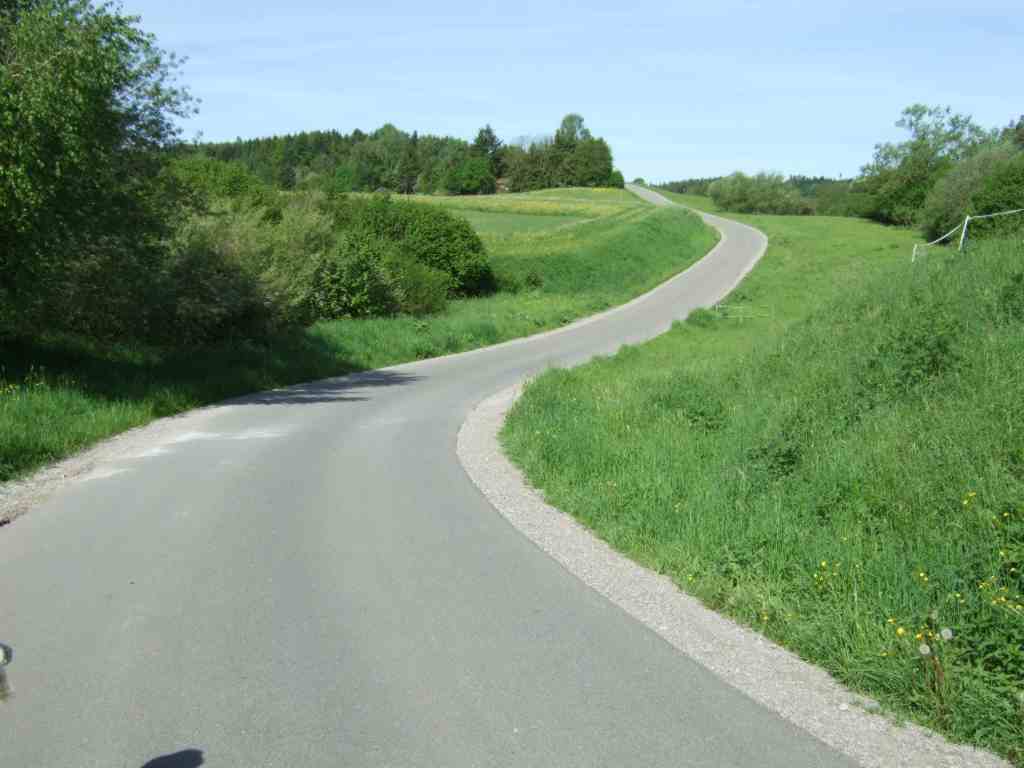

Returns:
141,750,204,768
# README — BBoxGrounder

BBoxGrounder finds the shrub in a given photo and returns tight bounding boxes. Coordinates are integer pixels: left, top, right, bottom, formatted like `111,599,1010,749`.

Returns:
332,195,494,296
309,233,402,319
386,255,450,316
709,172,813,215
609,170,626,189
970,150,1024,238
151,221,278,344
169,154,274,210
920,143,1022,241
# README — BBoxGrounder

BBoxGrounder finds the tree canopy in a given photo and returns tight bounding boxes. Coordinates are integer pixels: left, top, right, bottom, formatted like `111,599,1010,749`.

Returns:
1,0,195,338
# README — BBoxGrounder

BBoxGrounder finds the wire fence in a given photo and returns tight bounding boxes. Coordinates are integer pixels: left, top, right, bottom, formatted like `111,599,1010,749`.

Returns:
912,208,1024,261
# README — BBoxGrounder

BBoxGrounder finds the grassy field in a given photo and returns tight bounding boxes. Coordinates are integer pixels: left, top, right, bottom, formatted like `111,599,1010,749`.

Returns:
0,188,717,487
502,195,1024,763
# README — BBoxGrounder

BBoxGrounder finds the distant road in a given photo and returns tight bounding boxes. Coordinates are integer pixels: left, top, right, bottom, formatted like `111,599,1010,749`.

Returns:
1,188,854,767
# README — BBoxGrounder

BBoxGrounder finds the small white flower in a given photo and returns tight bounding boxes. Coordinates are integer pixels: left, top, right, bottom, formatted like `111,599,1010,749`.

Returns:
918,644,932,657
940,628,954,641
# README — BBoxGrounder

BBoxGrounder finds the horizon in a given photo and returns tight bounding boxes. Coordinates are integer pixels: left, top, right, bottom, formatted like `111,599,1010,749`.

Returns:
125,0,1021,182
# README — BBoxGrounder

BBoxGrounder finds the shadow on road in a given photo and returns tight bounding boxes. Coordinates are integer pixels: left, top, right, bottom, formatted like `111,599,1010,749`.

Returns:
141,749,204,768
230,370,423,406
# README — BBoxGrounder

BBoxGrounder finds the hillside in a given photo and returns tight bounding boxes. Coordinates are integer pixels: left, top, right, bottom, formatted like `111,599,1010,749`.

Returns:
503,197,1024,763
0,189,715,488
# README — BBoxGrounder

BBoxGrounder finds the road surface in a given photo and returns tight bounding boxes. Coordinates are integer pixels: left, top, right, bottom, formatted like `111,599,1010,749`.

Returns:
1,187,855,767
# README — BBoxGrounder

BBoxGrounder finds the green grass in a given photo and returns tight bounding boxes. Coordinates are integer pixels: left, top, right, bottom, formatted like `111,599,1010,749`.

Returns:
502,197,1024,763
455,209,587,236
0,188,717,486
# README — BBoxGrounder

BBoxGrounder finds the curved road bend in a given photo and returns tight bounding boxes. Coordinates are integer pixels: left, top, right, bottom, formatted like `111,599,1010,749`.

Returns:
1,187,854,767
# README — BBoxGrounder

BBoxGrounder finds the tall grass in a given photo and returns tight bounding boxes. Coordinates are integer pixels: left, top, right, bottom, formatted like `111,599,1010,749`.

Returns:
0,191,715,486
503,205,1024,763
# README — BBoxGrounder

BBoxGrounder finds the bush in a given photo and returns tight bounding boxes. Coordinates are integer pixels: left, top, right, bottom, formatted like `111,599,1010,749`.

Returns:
709,172,813,215
609,170,626,189
152,221,278,344
169,154,274,210
970,150,1024,238
0,0,194,342
332,195,494,296
920,143,1022,241
386,255,451,316
309,233,403,319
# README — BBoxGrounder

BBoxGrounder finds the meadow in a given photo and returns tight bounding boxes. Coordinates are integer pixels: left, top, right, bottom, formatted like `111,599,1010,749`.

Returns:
0,189,716,487
502,194,1024,763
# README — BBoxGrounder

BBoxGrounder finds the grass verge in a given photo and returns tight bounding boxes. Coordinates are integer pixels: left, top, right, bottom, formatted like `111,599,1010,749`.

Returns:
0,189,716,486
502,195,1024,763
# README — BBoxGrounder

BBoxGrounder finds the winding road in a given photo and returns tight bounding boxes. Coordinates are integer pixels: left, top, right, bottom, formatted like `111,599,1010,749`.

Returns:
1,188,859,767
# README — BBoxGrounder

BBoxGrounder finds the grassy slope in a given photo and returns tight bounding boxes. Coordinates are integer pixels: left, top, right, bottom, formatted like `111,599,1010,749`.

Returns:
502,194,1024,762
0,188,716,485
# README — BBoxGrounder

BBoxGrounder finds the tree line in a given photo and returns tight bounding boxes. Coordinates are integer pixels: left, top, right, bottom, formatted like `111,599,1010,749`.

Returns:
0,1,498,346
191,114,625,197
658,106,1024,238
1,2,626,350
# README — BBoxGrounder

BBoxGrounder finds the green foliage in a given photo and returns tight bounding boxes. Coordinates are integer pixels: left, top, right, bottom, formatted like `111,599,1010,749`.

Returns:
472,124,505,178
168,153,274,209
309,233,403,319
920,142,1023,240
155,220,278,344
860,105,993,226
708,172,813,214
658,177,722,196
0,0,194,340
386,255,451,316
444,154,496,195
504,203,1024,761
0,192,715,485
969,151,1024,238
1009,116,1024,149
337,195,494,296
506,115,624,192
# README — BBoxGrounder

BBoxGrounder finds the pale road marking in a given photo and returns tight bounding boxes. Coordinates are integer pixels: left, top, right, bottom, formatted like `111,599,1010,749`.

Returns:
79,467,129,483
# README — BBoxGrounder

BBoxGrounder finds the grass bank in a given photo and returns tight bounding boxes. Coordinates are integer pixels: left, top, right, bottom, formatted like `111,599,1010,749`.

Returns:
502,195,1024,763
0,189,716,487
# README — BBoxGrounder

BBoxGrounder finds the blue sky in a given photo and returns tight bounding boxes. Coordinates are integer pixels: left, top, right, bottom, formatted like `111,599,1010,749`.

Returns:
123,1,1022,182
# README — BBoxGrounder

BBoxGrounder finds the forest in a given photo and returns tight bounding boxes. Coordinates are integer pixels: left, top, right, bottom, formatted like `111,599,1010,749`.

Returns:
192,115,625,197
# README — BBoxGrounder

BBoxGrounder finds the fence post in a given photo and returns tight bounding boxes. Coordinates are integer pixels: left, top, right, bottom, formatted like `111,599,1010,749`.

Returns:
958,216,971,252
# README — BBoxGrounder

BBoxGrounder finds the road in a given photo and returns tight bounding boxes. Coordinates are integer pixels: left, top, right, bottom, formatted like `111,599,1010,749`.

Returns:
1,187,855,767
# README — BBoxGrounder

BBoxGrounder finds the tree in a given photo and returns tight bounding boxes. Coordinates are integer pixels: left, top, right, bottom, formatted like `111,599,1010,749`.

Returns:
919,142,1023,240
859,105,993,226
397,131,419,194
555,113,591,148
472,124,504,178
0,0,195,338
568,138,614,186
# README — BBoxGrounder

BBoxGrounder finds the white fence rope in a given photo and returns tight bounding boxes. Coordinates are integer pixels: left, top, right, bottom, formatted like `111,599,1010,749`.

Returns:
912,208,1024,261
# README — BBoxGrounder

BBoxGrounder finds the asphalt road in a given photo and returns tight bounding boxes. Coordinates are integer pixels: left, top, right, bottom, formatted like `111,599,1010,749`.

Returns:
1,187,856,767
